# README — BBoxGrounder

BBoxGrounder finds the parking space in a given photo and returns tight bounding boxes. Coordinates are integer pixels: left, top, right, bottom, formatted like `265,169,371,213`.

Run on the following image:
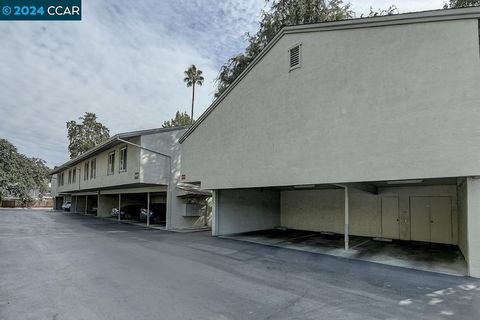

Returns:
223,229,467,276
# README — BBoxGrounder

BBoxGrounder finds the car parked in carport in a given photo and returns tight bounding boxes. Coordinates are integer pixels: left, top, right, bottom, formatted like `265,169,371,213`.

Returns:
111,208,126,219
111,205,145,219
62,201,71,211
139,203,166,224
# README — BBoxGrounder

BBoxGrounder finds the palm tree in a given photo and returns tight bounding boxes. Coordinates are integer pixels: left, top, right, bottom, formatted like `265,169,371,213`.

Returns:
183,65,204,124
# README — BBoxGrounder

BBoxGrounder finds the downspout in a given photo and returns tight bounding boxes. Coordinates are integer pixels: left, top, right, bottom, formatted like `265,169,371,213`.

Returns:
116,137,174,230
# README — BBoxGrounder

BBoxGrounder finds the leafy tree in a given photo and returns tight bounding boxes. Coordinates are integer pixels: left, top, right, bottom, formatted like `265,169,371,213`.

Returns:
162,111,195,128
0,139,50,205
184,65,205,124
215,0,353,98
66,112,110,159
444,0,480,8
0,139,16,201
361,5,398,17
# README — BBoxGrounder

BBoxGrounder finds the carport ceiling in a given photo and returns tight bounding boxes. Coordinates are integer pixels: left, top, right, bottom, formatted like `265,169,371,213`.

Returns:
265,177,458,192
268,184,342,191
372,177,458,187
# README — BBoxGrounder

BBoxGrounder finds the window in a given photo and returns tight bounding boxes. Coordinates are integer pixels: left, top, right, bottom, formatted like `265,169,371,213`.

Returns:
119,147,127,172
72,168,76,184
107,152,115,175
90,159,96,179
58,172,64,186
289,44,301,70
84,162,89,181
68,170,72,184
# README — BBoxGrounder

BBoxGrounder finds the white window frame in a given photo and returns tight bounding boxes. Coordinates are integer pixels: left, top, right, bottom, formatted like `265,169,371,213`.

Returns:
72,168,76,184
119,146,127,173
107,152,115,175
84,162,89,181
68,170,72,184
90,158,96,179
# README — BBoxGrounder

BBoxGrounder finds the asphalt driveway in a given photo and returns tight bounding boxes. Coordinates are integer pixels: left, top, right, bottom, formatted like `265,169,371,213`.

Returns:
1,209,479,320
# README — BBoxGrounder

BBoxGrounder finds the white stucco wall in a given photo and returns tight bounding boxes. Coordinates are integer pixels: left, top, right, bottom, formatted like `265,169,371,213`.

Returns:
55,136,141,193
280,185,458,244
214,189,280,236
50,176,58,198
181,19,480,190
281,188,380,236
140,129,186,185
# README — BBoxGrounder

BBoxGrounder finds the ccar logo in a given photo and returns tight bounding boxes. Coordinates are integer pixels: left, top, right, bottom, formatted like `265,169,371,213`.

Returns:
47,5,80,16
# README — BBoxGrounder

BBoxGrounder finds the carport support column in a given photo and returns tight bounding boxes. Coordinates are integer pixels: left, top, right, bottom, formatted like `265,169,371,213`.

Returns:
165,158,174,231
467,177,480,277
344,186,349,251
211,190,219,236
118,194,121,222
146,192,150,227
85,195,88,215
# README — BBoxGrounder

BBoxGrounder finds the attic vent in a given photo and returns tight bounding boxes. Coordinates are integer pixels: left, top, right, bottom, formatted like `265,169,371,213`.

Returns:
289,44,301,70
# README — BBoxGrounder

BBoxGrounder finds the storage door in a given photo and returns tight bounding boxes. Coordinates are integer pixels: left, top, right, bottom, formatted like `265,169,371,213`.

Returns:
410,197,431,242
410,196,452,244
381,197,400,239
429,197,452,244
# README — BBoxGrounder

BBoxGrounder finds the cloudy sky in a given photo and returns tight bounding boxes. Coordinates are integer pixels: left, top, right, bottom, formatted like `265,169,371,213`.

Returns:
0,0,447,167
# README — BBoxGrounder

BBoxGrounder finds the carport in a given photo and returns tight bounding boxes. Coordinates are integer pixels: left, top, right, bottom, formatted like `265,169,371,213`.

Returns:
70,193,98,215
97,187,168,228
212,177,469,275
